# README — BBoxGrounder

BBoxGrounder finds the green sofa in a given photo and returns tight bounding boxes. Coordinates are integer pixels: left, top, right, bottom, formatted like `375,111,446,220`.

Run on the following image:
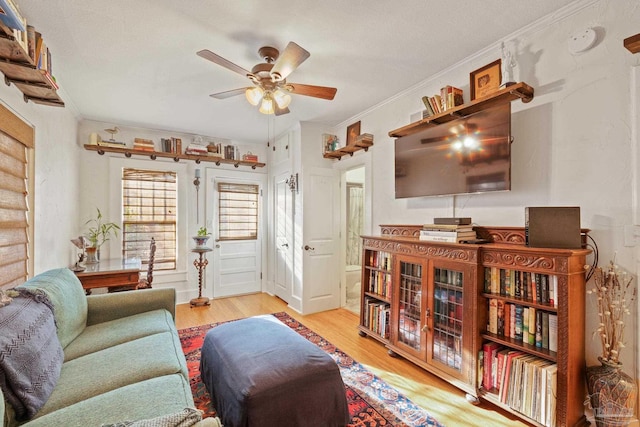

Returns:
0,268,219,427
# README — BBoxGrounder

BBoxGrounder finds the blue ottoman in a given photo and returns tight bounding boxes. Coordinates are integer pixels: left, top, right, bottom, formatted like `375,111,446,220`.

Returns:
199,317,350,427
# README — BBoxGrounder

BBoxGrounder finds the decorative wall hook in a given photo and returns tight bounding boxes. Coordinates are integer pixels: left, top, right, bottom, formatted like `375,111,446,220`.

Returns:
286,173,298,193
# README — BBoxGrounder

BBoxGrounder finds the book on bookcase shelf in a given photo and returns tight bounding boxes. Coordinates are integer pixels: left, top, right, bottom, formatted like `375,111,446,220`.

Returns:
484,267,557,307
363,297,390,338
482,342,558,427
487,297,558,353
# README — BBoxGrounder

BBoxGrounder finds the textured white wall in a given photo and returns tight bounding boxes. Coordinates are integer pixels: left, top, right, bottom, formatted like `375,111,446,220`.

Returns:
328,0,640,375
0,81,80,274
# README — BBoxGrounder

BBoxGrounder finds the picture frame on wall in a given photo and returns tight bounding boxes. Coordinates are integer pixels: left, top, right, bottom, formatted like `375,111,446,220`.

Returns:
346,121,361,146
470,59,501,101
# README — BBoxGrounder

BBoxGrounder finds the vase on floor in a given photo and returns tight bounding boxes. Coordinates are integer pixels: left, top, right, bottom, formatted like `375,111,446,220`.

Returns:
586,357,637,427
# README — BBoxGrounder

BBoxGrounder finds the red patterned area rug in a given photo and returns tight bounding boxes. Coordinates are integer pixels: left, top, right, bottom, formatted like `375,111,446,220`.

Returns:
179,312,443,427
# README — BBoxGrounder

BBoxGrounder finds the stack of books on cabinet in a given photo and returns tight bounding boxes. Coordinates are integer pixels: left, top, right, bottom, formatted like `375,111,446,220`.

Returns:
419,223,476,243
0,1,64,106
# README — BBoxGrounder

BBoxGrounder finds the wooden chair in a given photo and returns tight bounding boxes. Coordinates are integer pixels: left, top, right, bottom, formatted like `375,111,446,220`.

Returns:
136,237,156,289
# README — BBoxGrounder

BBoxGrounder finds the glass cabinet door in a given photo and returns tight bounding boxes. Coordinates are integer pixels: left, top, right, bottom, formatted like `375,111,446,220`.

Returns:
395,259,425,357
431,267,464,372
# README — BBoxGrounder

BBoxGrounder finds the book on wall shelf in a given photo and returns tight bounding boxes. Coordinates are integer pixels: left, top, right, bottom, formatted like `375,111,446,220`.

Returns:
0,0,25,31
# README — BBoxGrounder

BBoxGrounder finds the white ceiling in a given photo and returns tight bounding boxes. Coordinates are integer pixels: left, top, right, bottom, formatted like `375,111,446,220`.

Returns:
19,0,578,144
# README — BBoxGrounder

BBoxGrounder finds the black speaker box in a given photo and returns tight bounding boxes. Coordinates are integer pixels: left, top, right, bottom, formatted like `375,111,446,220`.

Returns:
525,207,582,249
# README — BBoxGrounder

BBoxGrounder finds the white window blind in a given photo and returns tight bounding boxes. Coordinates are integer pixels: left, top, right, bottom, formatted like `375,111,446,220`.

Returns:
0,131,28,289
218,182,258,241
122,168,177,270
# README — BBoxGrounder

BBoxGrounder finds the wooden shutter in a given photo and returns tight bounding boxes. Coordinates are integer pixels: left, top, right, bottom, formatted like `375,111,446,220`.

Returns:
122,168,177,270
0,107,32,289
218,182,259,241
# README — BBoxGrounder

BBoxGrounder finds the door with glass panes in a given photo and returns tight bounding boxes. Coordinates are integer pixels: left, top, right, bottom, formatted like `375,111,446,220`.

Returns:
391,255,474,385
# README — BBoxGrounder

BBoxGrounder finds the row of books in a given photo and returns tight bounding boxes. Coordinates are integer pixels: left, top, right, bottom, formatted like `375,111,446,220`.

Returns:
351,133,373,146
434,267,463,287
484,267,558,307
160,137,183,154
0,1,58,89
481,342,557,427
421,85,464,117
434,287,463,327
367,250,391,271
419,223,476,243
362,297,390,339
133,138,155,152
184,143,208,156
487,299,558,352
366,270,391,298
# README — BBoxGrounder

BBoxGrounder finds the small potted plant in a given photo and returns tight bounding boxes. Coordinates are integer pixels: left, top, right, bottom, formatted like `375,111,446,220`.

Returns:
84,208,120,263
193,226,211,248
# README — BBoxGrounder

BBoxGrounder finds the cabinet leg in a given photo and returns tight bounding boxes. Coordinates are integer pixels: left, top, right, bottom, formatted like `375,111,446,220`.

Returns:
358,330,367,337
387,349,398,357
465,393,479,405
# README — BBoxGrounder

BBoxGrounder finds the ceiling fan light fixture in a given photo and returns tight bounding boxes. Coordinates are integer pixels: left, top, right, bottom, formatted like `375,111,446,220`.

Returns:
259,94,275,114
273,89,292,109
245,86,264,106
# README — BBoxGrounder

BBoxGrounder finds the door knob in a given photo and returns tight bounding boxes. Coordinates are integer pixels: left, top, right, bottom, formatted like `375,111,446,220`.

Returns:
304,245,315,251
282,243,289,248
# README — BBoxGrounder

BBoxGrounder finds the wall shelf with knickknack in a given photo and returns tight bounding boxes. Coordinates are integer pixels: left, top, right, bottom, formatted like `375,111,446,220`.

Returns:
388,82,533,138
83,144,266,169
323,133,373,160
0,21,64,107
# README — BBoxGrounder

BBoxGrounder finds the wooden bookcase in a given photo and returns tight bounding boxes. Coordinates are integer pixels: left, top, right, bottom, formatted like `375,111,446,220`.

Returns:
359,225,591,427
0,22,64,107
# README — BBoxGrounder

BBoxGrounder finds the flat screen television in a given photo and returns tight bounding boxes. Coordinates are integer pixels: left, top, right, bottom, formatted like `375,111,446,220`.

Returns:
395,102,511,198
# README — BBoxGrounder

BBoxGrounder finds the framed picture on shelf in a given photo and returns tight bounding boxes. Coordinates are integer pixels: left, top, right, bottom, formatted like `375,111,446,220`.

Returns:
470,59,501,100
346,121,361,146
322,133,339,154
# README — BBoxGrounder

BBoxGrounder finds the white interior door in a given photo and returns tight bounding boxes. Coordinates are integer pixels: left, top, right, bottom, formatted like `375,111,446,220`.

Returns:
302,167,341,313
274,172,293,302
209,175,263,298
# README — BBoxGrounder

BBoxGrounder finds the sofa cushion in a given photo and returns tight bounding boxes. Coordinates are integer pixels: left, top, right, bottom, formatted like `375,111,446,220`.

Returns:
24,374,194,427
35,331,188,417
63,309,174,361
0,290,64,421
17,268,87,349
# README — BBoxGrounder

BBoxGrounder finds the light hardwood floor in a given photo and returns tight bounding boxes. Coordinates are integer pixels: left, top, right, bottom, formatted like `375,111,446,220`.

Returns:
176,293,530,427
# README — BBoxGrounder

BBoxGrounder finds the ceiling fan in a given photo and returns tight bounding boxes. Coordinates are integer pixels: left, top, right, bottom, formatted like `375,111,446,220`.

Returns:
197,42,337,116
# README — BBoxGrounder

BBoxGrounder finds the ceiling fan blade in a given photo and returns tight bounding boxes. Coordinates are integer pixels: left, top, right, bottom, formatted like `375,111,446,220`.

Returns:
197,49,251,77
209,87,250,99
274,104,290,116
270,42,310,81
286,83,337,100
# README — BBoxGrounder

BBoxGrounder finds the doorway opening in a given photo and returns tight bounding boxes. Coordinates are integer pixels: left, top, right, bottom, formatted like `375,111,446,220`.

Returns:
344,167,364,314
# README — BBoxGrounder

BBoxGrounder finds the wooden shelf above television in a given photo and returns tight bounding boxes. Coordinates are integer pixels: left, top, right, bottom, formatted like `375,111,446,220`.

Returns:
83,144,266,169
388,82,533,138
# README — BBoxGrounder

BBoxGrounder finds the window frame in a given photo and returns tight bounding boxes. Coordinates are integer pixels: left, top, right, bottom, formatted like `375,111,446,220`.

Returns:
121,167,178,271
108,158,188,276
217,181,259,241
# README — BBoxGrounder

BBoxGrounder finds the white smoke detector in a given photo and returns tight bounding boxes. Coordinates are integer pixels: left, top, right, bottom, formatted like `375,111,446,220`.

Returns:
568,28,598,54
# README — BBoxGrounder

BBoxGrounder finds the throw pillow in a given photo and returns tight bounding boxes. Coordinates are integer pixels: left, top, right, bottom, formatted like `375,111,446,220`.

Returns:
0,289,64,420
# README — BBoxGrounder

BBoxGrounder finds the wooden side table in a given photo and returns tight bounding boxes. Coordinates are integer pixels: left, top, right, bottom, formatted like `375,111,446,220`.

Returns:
190,247,212,307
